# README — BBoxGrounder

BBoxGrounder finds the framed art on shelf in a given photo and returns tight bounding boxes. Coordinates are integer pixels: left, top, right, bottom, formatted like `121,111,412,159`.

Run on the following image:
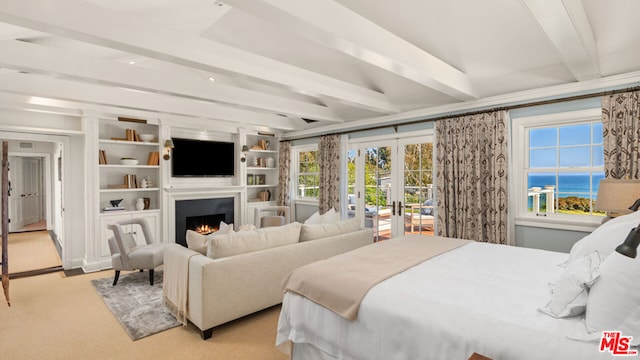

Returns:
247,174,255,185
256,174,266,185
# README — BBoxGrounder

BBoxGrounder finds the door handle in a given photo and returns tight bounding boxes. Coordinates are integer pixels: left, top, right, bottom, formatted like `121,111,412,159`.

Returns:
398,201,402,216
391,201,396,216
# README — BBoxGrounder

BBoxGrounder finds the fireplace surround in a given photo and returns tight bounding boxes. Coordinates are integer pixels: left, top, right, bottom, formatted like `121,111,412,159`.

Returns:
174,197,234,246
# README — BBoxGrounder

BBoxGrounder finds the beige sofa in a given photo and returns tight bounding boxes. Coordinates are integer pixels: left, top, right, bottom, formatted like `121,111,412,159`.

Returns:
164,221,373,340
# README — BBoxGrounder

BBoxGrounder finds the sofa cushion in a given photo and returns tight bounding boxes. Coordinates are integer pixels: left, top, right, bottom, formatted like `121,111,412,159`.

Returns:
207,222,302,259
304,208,340,225
186,222,233,255
300,218,361,242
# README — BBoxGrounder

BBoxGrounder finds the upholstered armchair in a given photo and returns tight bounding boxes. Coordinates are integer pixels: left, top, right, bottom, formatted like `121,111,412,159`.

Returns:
254,206,291,228
107,218,165,286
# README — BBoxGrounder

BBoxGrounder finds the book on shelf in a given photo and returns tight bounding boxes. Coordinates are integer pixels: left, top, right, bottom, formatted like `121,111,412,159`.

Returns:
103,206,125,212
125,129,141,142
124,174,138,189
98,149,108,164
147,151,159,165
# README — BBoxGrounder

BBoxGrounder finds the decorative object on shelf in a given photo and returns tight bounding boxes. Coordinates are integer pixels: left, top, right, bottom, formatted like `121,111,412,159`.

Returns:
139,177,149,188
104,198,125,211
143,197,150,210
241,145,249,163
138,133,155,142
120,157,139,165
135,198,145,211
252,157,259,167
163,139,174,161
110,199,123,207
267,157,275,168
256,174,266,185
247,173,255,185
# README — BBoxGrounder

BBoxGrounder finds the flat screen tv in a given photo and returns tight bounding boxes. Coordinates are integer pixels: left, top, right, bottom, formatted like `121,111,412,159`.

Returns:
171,138,235,177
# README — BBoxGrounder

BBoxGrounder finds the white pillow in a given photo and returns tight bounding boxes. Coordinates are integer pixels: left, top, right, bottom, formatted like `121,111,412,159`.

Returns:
207,222,302,259
539,250,601,318
300,218,361,242
585,251,640,345
568,211,640,263
304,208,340,225
238,223,256,231
185,221,233,255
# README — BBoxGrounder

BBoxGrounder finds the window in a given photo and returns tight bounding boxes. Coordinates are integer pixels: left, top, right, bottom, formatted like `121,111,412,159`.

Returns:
293,145,319,200
514,108,604,226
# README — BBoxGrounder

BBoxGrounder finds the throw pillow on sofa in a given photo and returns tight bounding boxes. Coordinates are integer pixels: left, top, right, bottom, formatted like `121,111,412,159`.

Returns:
300,217,360,242
186,221,233,255
207,222,302,259
304,208,340,225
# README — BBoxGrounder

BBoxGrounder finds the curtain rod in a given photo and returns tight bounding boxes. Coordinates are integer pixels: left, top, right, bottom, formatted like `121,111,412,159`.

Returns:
283,85,640,142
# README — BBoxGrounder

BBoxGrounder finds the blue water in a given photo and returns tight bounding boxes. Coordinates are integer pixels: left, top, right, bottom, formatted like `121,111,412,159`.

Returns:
528,172,605,198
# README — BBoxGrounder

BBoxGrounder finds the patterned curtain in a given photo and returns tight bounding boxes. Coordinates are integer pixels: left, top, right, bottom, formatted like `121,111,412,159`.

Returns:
435,110,509,244
602,91,640,179
278,141,291,207
318,134,341,213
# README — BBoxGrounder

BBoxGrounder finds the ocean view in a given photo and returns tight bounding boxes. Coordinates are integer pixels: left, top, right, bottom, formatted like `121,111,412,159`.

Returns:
528,172,605,199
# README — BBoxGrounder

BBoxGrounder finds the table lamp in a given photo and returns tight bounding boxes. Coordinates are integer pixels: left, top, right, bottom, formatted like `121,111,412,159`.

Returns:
595,179,640,221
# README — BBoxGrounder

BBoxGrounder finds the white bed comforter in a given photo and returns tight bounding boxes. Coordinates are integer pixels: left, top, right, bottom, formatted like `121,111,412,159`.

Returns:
277,241,614,360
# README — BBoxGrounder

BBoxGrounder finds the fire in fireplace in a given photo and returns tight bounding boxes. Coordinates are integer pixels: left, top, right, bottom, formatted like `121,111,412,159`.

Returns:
186,214,224,235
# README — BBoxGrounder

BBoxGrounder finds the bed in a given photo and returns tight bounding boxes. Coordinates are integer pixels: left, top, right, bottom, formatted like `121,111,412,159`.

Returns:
276,213,640,360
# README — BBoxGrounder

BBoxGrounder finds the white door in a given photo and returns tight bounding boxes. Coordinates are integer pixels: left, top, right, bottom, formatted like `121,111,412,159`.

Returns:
22,157,43,226
350,135,434,240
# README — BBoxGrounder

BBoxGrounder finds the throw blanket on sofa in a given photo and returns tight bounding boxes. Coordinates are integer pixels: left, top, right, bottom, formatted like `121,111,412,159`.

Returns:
282,235,470,320
163,244,198,325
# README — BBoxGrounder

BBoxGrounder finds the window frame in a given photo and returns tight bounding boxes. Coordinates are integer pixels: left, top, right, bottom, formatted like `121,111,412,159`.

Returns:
291,144,320,203
512,108,603,232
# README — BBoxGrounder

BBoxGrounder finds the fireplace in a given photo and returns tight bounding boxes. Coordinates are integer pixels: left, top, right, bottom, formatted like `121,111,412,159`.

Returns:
175,197,234,246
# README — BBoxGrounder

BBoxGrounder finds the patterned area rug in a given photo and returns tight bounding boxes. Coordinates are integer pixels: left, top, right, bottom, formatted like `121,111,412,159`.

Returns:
91,270,181,340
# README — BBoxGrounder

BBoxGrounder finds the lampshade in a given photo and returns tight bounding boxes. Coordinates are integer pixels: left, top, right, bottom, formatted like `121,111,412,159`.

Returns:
164,139,175,148
595,179,640,214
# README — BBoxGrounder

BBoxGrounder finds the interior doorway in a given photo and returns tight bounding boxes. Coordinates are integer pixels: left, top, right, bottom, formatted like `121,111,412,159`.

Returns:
0,137,65,276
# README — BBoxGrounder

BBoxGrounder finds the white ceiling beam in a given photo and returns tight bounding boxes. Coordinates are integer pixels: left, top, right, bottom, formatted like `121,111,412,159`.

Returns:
0,40,342,123
0,0,396,114
522,0,600,81
223,0,477,101
0,73,303,130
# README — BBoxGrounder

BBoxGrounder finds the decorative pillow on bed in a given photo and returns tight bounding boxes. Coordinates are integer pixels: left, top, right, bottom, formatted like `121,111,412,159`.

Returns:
185,221,233,255
300,218,360,242
304,208,340,225
568,211,640,264
207,222,302,259
584,251,640,345
539,250,602,318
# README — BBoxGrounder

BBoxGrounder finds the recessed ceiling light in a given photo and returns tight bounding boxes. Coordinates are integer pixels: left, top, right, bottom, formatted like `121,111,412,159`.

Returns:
208,76,216,82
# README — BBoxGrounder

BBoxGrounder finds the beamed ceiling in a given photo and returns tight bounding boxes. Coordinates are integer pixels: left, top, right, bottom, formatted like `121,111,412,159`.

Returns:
0,0,639,137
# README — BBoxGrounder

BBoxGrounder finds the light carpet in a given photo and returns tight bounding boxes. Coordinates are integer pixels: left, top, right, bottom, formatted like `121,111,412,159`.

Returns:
91,270,181,340
2,230,61,274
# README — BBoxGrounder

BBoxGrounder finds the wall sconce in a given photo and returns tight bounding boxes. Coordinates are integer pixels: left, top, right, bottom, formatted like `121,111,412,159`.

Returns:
240,145,249,163
163,139,175,161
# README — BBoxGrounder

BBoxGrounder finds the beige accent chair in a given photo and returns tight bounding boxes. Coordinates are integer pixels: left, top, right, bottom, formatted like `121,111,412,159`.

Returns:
254,206,291,228
107,218,165,286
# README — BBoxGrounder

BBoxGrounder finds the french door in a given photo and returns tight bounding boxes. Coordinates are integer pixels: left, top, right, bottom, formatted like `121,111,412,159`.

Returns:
348,135,434,240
